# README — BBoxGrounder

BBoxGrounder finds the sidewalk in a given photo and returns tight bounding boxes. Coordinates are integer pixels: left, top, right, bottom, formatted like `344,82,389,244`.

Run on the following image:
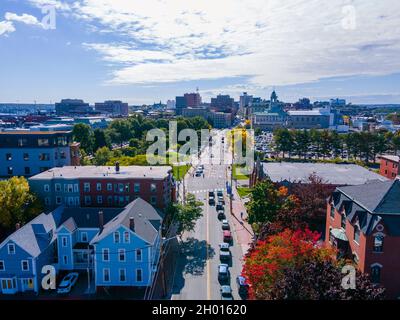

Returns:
230,186,254,256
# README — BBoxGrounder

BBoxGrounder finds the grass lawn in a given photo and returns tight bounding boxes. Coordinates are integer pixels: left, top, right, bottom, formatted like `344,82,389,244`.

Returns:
232,164,250,180
173,164,191,181
237,187,252,198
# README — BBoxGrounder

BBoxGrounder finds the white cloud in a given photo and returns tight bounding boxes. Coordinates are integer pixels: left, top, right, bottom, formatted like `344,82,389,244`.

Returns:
28,0,400,87
0,20,16,36
5,12,43,27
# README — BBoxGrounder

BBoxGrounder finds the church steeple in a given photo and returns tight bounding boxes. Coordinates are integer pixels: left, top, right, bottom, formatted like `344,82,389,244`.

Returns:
270,90,278,103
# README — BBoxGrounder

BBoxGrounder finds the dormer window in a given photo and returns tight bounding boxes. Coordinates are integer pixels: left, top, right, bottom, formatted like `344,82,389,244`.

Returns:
114,231,120,244
353,225,360,244
341,212,346,229
373,235,384,252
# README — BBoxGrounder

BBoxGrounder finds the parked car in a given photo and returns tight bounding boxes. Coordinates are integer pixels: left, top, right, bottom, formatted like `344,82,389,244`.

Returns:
217,190,223,197
218,264,230,282
217,210,225,220
236,276,249,298
223,230,232,243
220,285,233,300
216,204,224,211
195,170,202,177
57,272,79,294
218,196,225,204
221,220,230,230
219,243,231,261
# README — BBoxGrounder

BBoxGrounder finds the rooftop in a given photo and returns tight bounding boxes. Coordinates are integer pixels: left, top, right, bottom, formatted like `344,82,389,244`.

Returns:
0,130,72,135
29,165,172,180
262,162,388,186
379,154,400,163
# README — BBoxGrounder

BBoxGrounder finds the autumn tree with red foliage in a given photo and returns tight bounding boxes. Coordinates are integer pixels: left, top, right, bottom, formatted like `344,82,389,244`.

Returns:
243,228,333,299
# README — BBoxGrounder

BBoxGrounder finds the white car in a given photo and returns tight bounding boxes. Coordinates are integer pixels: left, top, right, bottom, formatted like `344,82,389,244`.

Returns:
57,272,79,294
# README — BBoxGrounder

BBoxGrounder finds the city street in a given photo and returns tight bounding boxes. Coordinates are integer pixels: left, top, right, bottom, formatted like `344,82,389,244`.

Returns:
171,130,246,300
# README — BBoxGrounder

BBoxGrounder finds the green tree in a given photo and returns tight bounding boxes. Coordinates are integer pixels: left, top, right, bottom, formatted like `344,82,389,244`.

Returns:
108,119,133,146
292,129,310,159
172,193,203,239
72,123,94,153
273,128,294,158
247,180,281,225
0,177,43,231
93,128,111,151
93,146,113,166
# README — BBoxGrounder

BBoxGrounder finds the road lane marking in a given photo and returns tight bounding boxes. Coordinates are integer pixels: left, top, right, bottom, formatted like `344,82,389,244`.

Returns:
206,197,211,300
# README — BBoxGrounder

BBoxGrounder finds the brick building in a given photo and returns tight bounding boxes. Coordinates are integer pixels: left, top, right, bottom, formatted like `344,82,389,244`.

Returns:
325,179,400,298
29,165,175,210
378,155,399,180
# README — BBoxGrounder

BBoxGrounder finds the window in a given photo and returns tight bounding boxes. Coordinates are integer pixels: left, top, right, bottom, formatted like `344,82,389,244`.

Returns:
150,183,157,193
97,196,103,204
84,196,91,205
74,184,79,192
44,197,51,205
103,249,109,262
84,183,90,192
341,212,346,229
119,269,126,282
81,232,88,242
354,225,360,244
56,196,62,205
373,235,384,252
103,269,110,282
38,138,49,146
118,183,124,193
107,183,112,191
123,231,130,243
114,232,120,244
136,269,143,282
330,205,335,218
151,196,157,205
6,153,12,161
44,184,50,192
125,183,130,192
8,244,15,255
7,167,13,175
62,237,68,247
23,153,29,161
0,260,4,271
118,249,126,262
134,183,140,192
24,167,31,175
371,265,382,284
40,167,50,173
55,183,61,192
107,196,113,205
63,256,68,265
67,184,74,193
60,151,66,159
39,153,50,161
18,138,27,147
96,183,102,191
21,260,29,271
136,249,142,262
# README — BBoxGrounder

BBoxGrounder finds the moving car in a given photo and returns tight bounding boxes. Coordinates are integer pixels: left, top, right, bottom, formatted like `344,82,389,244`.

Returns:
220,285,233,300
216,204,224,211
217,210,225,220
57,272,79,294
223,230,232,243
236,276,249,298
218,196,225,204
209,193,215,205
217,190,223,197
218,264,230,282
195,170,202,177
221,220,230,230
219,243,231,261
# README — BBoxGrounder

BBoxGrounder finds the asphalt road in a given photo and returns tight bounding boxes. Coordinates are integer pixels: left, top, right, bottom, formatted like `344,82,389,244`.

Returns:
171,130,244,300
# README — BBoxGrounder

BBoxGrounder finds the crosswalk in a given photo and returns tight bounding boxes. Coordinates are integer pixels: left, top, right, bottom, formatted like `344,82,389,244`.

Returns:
188,187,226,194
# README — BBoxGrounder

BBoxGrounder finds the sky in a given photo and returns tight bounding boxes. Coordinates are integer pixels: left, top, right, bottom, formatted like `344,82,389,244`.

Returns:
0,0,400,105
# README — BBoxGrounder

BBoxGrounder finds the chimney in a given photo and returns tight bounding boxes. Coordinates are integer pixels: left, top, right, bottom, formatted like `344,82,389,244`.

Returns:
115,161,120,174
129,217,135,232
98,211,104,230
15,223,21,231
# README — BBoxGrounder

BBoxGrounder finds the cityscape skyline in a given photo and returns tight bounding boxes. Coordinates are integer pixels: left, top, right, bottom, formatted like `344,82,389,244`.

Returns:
1,0,400,105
